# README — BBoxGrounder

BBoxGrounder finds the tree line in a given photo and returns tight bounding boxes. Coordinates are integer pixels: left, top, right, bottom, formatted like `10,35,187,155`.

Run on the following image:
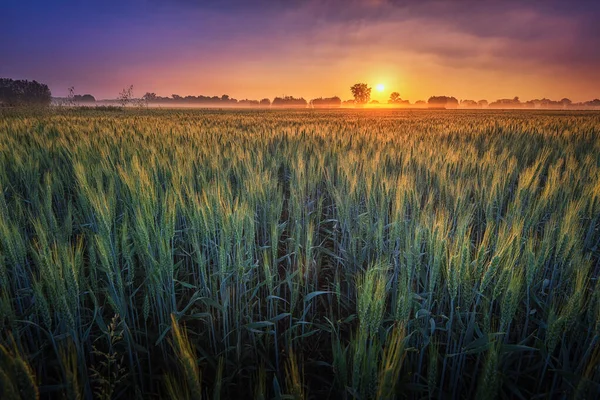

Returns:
2,77,599,109
349,83,600,109
0,78,52,107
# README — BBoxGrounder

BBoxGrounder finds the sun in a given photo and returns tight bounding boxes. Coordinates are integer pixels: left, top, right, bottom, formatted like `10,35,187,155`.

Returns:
376,83,385,92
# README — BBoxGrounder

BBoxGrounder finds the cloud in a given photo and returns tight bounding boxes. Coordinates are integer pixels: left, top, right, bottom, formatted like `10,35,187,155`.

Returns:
267,0,600,70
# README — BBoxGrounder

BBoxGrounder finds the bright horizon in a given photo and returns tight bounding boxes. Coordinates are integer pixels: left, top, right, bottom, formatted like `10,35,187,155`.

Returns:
2,1,599,103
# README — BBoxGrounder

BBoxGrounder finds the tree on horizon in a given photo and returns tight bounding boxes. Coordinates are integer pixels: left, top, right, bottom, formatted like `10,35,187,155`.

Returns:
389,92,409,105
460,99,478,107
272,96,307,107
310,96,341,107
0,78,51,107
350,83,371,105
143,92,157,102
428,96,459,108
118,85,134,107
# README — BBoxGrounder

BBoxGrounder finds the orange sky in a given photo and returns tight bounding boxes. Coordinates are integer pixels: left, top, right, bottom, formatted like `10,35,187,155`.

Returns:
2,0,599,102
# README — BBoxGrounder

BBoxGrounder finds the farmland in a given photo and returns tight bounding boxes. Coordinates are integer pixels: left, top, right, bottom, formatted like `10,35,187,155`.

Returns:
0,108,599,399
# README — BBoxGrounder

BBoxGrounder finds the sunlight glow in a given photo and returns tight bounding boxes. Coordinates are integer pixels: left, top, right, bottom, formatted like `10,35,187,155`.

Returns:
376,84,385,92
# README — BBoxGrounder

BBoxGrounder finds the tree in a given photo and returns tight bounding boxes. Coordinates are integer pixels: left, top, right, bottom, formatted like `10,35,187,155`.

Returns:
477,99,488,107
428,96,459,108
272,96,307,107
62,87,95,106
259,98,271,106
238,99,260,106
310,96,341,108
143,92,157,102
65,86,76,107
350,83,371,105
460,99,477,107
118,85,134,107
560,98,572,107
388,92,409,106
389,92,401,103
585,99,600,107
0,78,51,107
74,94,95,103
139,92,155,108
488,97,522,108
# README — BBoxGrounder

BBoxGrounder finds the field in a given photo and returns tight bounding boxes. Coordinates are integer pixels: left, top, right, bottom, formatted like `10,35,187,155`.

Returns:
0,108,599,399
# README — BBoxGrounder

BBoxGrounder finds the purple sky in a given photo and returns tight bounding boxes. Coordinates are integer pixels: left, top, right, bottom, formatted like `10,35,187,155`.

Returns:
2,0,599,102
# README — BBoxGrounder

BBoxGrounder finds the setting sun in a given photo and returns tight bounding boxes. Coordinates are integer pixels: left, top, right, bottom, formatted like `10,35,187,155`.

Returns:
376,83,385,92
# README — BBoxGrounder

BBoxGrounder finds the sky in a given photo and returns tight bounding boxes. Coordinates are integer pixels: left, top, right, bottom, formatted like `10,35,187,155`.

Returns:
2,0,599,102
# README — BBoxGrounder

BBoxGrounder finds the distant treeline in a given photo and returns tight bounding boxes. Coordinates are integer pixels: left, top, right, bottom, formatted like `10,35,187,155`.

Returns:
117,93,337,108
418,96,600,109
143,94,319,108
73,94,96,102
136,93,600,109
141,93,272,106
272,96,307,107
485,97,600,109
3,77,600,109
310,97,342,107
0,78,51,106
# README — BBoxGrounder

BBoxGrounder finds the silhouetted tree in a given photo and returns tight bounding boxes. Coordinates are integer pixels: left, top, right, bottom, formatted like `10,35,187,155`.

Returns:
310,96,341,107
477,99,488,107
523,98,564,109
74,94,95,102
428,96,459,108
61,87,95,105
238,99,260,106
388,92,409,105
0,78,52,107
118,85,134,107
489,97,522,108
259,98,271,106
215,95,237,104
143,92,157,102
65,86,76,106
350,83,371,105
272,96,307,107
460,99,478,107
560,98,572,107
585,99,600,107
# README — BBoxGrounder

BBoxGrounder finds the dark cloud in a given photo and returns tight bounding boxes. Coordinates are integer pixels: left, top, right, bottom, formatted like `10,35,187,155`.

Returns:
285,0,600,71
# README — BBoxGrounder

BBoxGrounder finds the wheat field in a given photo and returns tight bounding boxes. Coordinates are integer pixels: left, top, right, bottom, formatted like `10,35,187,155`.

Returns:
0,108,599,399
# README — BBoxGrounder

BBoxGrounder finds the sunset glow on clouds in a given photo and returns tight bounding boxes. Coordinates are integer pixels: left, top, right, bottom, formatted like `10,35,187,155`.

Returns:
2,0,599,101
